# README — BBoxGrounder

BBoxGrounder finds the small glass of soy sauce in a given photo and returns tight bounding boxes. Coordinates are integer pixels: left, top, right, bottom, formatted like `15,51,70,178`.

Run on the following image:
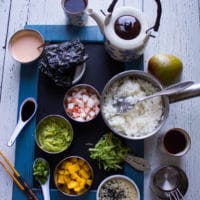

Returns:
160,128,191,157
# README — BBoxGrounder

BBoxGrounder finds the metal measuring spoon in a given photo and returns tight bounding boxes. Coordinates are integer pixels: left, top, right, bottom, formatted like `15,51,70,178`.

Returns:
33,158,50,200
7,97,37,147
114,81,194,113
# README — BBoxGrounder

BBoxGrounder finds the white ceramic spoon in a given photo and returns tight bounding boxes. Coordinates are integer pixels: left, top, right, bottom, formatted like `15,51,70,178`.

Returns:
33,158,50,200
40,175,50,200
7,97,37,147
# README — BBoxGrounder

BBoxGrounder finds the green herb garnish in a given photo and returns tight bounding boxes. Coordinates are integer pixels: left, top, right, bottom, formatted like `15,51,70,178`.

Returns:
89,133,130,171
33,158,49,184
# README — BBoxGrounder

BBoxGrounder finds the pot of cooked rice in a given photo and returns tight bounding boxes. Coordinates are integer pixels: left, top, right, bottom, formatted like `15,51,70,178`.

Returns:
101,70,169,140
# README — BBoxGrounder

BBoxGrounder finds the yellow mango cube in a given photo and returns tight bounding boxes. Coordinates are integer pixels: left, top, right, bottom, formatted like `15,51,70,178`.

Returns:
86,179,92,186
71,157,78,163
74,186,83,193
63,161,73,169
68,180,79,189
71,172,82,181
82,164,90,172
57,175,65,185
68,163,80,173
64,176,71,184
57,169,65,175
79,179,86,187
79,169,90,179
78,159,85,166
64,170,70,175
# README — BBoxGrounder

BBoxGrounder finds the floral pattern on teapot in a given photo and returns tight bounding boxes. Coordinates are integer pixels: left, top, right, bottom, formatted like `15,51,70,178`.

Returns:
104,39,146,62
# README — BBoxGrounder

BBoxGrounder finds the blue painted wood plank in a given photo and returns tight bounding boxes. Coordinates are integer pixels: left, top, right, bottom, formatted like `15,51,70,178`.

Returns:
13,25,144,200
13,62,39,199
27,25,104,42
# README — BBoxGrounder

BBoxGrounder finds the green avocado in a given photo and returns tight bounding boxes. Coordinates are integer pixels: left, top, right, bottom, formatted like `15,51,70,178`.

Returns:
37,117,73,153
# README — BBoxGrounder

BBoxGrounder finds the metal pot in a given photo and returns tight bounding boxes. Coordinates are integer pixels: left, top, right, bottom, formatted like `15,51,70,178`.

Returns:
101,70,200,140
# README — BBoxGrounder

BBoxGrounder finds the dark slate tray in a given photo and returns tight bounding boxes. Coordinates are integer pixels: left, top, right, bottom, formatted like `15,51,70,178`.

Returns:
13,25,144,200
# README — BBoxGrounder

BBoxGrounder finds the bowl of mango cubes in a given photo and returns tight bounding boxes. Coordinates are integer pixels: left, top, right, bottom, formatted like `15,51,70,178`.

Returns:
54,156,93,196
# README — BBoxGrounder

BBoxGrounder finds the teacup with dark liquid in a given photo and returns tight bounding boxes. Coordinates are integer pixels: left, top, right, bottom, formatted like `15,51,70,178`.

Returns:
160,128,191,157
61,0,88,26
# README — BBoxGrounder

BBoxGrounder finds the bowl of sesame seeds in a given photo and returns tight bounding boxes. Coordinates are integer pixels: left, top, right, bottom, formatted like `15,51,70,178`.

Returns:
96,174,140,200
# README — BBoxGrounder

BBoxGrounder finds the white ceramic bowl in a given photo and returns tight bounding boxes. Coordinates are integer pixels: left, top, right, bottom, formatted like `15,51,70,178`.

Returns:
8,28,44,63
96,174,140,200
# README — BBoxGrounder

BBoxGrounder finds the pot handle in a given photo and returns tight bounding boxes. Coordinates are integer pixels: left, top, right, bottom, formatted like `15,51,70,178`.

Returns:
169,83,200,103
146,0,162,36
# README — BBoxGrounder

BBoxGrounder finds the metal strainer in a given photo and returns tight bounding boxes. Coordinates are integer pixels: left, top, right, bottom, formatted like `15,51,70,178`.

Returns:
150,165,188,200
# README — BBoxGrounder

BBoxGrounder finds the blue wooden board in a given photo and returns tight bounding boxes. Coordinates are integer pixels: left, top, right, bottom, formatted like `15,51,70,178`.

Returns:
13,25,144,200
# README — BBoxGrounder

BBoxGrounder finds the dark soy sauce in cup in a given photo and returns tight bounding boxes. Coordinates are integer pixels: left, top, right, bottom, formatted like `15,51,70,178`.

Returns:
64,0,86,13
163,130,187,154
114,15,141,40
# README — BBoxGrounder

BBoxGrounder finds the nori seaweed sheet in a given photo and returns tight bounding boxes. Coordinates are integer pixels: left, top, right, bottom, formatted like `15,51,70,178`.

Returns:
39,40,88,87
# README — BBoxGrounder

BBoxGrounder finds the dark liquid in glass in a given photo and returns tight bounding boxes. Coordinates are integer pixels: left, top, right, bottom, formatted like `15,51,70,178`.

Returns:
114,15,141,40
64,0,86,13
21,100,35,121
163,130,187,154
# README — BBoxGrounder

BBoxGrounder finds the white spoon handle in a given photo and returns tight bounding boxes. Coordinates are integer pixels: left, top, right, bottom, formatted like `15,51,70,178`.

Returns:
7,120,26,147
41,179,50,200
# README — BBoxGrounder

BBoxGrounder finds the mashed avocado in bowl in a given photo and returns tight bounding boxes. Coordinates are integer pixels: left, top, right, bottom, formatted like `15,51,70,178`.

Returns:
35,115,73,154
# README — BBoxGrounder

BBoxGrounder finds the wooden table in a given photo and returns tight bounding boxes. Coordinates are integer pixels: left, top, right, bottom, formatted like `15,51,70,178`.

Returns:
0,0,200,199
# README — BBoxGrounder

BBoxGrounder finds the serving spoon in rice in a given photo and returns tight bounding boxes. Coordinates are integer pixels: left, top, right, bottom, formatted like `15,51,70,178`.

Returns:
114,81,194,113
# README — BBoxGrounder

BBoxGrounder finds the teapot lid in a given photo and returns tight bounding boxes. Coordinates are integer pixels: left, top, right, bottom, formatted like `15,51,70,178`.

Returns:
114,15,141,40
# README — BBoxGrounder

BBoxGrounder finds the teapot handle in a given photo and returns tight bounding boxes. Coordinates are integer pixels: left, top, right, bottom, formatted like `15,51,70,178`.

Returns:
146,0,162,35
107,0,118,13
107,0,162,35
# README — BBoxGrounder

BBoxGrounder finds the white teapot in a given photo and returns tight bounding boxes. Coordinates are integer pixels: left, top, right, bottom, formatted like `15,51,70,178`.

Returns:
87,0,162,62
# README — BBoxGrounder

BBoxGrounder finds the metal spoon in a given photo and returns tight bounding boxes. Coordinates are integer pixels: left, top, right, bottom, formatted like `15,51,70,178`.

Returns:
7,97,37,147
114,81,194,113
33,158,50,200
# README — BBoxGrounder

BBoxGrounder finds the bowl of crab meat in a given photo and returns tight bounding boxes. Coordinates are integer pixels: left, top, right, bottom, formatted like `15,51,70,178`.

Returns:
63,84,100,122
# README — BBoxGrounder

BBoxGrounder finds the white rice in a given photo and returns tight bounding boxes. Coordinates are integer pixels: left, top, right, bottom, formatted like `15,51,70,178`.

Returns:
102,77,163,138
